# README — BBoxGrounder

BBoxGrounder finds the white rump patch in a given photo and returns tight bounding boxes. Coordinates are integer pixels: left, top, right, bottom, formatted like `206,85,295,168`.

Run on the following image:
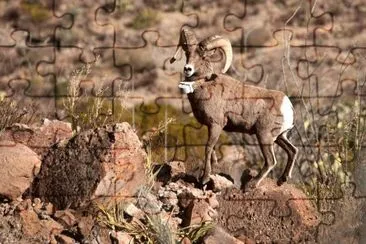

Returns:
280,96,294,133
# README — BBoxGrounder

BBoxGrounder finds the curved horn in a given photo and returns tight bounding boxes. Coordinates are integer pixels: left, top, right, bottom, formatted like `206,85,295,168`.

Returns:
170,28,198,64
200,35,232,73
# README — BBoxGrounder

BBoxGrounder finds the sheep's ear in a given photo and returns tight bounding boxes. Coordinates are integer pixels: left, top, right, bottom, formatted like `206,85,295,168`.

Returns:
170,47,181,63
171,28,197,63
202,48,216,57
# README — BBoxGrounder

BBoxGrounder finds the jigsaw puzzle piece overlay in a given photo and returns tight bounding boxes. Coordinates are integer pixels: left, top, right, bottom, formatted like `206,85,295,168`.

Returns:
0,0,72,46
316,182,366,243
95,0,196,48
0,31,55,96
53,0,116,63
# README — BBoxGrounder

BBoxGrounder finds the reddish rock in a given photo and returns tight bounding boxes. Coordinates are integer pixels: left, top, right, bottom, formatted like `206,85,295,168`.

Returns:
19,208,63,242
77,215,94,238
55,234,75,244
209,174,234,192
155,161,187,184
218,178,320,243
110,231,134,244
183,199,217,226
0,119,73,157
32,123,147,209
0,141,41,201
54,209,77,227
204,226,245,244
124,202,145,220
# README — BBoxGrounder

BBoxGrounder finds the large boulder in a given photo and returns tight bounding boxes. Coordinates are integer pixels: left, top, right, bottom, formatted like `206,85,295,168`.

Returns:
218,178,320,243
31,123,147,209
0,119,73,157
0,141,41,201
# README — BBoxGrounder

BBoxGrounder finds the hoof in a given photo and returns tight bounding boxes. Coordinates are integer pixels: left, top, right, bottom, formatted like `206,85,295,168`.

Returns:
277,176,287,186
200,175,211,185
245,180,259,190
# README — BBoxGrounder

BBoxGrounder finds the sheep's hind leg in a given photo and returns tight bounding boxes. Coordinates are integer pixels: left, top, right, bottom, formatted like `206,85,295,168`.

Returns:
201,124,222,185
275,132,298,186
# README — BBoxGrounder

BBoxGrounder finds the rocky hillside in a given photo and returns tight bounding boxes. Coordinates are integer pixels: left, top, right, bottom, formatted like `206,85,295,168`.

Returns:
0,120,321,243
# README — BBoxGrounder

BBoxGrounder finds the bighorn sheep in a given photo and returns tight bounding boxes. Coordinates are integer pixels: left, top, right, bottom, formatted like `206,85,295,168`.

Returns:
170,28,298,187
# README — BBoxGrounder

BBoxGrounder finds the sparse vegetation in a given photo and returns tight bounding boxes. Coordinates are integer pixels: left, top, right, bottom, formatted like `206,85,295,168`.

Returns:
20,1,50,22
97,204,175,244
97,202,214,244
0,92,38,131
130,8,160,29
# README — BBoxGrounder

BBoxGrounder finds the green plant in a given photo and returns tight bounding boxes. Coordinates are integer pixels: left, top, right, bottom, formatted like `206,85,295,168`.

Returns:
299,79,366,198
130,8,160,30
97,201,214,244
177,221,214,243
61,58,127,131
21,2,50,22
117,0,134,13
97,203,175,244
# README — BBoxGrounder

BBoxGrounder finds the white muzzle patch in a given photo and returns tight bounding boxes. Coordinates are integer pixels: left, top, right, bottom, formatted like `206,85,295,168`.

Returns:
184,64,195,77
179,81,195,94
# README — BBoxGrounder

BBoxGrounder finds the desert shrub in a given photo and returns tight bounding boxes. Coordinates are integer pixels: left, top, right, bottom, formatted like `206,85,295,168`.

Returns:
142,0,180,12
300,97,365,198
97,204,175,244
116,0,134,13
0,92,39,131
20,1,50,22
97,201,213,244
130,8,160,29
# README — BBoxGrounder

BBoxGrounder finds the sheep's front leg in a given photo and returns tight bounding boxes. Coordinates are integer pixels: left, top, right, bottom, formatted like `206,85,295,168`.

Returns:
201,124,222,185
250,133,277,187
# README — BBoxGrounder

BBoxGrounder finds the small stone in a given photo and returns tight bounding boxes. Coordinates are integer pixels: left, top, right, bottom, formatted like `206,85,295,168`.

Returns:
168,161,186,179
55,234,75,244
16,199,32,212
124,203,144,220
181,237,192,244
32,198,43,214
78,215,94,238
210,174,234,192
160,191,178,208
19,209,63,241
43,202,54,216
110,231,134,244
54,209,77,227
136,191,162,215
203,226,245,244
181,199,217,226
